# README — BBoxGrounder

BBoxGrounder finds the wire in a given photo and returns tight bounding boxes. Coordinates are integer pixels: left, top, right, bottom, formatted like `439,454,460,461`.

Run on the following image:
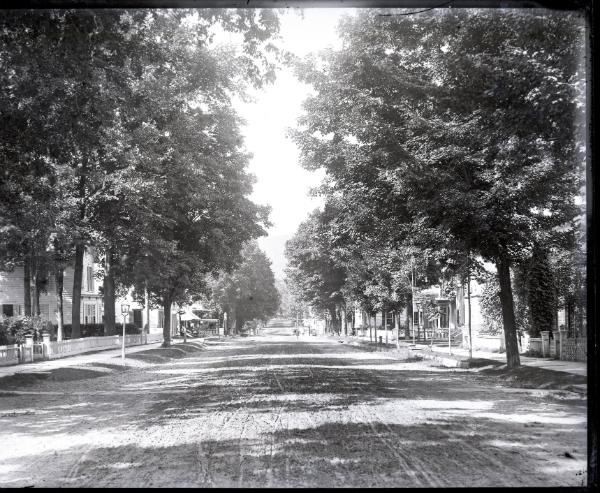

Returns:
378,1,454,16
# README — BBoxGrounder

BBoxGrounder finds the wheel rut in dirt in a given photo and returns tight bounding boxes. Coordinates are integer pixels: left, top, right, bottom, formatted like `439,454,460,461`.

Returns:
0,333,587,487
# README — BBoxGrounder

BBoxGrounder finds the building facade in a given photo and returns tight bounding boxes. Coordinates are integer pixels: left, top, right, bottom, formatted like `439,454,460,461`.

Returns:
0,249,103,325
1,249,169,335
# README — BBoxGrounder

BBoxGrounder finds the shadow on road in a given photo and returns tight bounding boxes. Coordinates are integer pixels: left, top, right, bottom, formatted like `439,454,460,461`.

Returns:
0,337,587,488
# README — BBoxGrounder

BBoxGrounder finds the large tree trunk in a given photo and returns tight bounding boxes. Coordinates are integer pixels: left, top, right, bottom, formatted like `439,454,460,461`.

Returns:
33,268,42,317
342,305,347,336
374,313,378,342
144,285,150,339
406,295,412,340
496,253,521,368
23,255,32,316
56,268,64,341
329,306,337,335
31,266,40,317
384,309,388,344
162,294,172,347
566,299,573,337
29,253,40,316
230,308,237,335
102,248,116,336
71,243,84,339
29,251,39,316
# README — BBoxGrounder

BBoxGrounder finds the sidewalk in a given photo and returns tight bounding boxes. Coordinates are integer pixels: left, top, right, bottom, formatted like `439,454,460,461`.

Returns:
417,342,587,377
0,340,165,379
333,333,587,377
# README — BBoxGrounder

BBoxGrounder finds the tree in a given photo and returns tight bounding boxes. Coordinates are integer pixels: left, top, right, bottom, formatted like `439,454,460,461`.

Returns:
275,279,307,319
1,9,281,343
211,242,280,332
285,206,347,333
290,9,585,367
123,99,272,345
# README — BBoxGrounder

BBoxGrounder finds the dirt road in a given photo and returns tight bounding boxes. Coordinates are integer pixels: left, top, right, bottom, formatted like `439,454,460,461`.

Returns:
0,328,587,487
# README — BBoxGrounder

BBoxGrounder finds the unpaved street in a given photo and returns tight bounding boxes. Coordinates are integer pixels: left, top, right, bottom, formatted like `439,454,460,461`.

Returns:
0,328,587,487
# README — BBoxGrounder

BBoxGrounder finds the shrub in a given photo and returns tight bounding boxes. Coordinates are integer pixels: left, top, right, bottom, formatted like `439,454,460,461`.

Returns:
242,320,258,332
0,315,45,344
0,320,11,345
51,323,140,340
115,323,140,335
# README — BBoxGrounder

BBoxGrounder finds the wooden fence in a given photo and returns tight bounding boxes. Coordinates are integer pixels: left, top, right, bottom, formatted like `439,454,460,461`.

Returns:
524,332,586,362
0,331,166,367
0,344,20,367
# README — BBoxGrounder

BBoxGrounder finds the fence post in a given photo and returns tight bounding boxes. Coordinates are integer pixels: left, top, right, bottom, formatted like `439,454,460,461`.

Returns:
42,332,51,359
559,329,567,360
540,331,550,357
522,332,530,353
24,335,34,363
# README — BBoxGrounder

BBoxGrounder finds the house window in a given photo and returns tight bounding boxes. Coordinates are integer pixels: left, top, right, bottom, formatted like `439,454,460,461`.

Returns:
84,304,96,324
86,266,94,292
133,309,143,328
158,310,164,328
439,305,449,329
2,304,14,317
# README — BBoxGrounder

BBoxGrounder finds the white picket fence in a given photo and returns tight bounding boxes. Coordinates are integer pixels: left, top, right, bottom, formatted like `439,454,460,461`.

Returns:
0,344,20,367
0,331,165,366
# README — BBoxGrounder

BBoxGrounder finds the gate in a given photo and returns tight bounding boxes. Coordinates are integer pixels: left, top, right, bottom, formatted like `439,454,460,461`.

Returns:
33,343,45,361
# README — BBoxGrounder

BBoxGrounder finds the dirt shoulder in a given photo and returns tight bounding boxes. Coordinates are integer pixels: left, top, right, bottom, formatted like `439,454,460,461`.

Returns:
0,341,206,391
330,335,587,394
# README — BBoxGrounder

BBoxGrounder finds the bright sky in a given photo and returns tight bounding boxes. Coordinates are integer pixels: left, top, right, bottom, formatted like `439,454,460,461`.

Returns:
234,9,353,279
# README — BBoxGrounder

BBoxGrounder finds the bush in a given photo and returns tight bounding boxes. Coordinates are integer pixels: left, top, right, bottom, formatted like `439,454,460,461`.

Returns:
51,323,140,340
0,315,45,344
479,277,503,336
242,320,258,332
0,319,11,345
115,323,140,335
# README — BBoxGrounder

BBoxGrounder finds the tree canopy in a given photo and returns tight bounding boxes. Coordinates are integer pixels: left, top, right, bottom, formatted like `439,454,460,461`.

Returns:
0,9,281,344
211,242,280,332
289,9,586,367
